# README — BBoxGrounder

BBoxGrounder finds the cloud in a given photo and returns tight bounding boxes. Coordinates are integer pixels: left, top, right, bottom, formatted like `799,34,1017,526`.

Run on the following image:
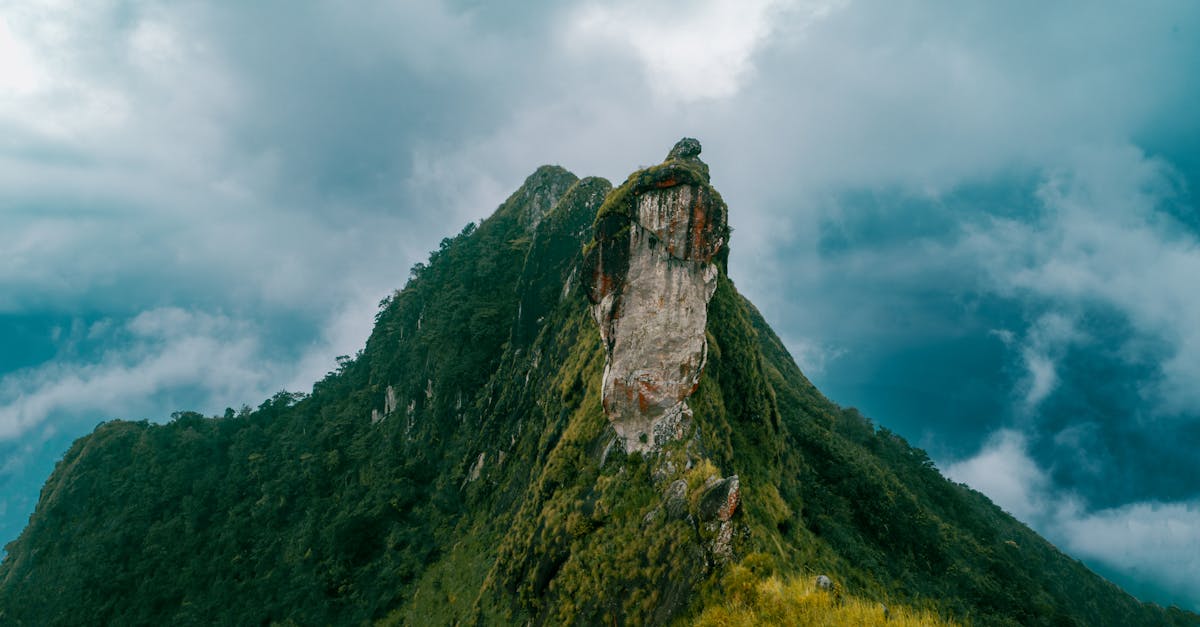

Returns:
0,300,386,444
944,429,1057,523
779,334,846,376
964,145,1200,415
562,0,833,104
285,292,383,394
0,308,273,441
1019,350,1057,412
1013,313,1085,412
946,430,1200,610
0,16,41,94
0,1,534,317
1062,500,1200,609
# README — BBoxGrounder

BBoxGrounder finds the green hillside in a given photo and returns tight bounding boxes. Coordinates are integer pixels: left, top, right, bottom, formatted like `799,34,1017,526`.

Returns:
1,144,1195,626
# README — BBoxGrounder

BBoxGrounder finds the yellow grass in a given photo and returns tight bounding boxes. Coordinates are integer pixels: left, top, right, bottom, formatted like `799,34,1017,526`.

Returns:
694,572,959,627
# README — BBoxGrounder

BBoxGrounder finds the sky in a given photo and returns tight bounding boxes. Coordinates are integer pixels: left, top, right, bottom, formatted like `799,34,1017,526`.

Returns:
1,0,1198,611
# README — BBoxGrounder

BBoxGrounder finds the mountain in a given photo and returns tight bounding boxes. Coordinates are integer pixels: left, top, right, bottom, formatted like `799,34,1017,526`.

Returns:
1,140,1195,626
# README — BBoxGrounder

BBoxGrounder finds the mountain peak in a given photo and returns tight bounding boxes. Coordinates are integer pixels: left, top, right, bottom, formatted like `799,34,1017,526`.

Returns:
503,164,579,230
666,136,702,161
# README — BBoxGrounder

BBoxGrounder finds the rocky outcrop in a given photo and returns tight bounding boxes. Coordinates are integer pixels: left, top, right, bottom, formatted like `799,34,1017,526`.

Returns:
508,165,580,231
697,475,740,523
584,138,729,452
698,474,741,563
664,479,690,520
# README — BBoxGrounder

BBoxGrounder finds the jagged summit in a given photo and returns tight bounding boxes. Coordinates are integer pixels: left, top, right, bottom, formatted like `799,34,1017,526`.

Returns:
504,164,578,230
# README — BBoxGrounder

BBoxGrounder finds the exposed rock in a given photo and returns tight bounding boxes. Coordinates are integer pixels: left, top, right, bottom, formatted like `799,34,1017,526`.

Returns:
697,475,740,523
561,266,577,301
385,385,398,415
508,165,580,230
710,520,735,564
644,478,690,526
467,452,485,482
665,137,709,180
373,384,400,424
652,459,677,484
664,479,689,520
598,435,621,467
816,574,833,591
695,474,741,562
667,137,702,161
584,138,728,452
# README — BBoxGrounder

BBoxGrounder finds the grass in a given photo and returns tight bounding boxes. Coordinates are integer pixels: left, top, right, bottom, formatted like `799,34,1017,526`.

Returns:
695,566,959,627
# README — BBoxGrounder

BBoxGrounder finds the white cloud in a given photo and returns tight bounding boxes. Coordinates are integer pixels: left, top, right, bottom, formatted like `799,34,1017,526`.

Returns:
0,3,135,139
128,19,182,73
779,333,845,377
1062,500,1200,608
965,145,1200,415
944,429,1058,523
1015,312,1084,412
0,308,275,441
946,430,1200,610
0,298,380,444
1020,349,1057,411
562,0,835,104
0,16,42,94
285,292,382,394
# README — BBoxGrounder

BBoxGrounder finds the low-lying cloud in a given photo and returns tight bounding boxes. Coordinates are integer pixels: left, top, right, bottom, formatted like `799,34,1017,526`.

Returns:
0,308,272,441
946,429,1200,610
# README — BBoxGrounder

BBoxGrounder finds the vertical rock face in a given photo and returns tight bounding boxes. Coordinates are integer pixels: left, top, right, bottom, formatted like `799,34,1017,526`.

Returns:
584,138,728,452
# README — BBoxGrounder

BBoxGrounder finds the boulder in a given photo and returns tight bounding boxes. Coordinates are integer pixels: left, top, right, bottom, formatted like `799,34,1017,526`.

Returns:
697,475,740,522
664,479,689,520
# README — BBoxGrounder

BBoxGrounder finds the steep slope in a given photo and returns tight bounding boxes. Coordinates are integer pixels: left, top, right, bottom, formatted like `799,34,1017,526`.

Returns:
1,141,1196,627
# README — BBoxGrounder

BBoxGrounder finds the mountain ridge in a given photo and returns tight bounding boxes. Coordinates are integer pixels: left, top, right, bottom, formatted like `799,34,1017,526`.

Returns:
1,140,1195,626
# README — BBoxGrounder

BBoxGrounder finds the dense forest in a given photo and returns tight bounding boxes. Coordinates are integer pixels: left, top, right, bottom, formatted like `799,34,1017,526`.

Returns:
1,149,1196,626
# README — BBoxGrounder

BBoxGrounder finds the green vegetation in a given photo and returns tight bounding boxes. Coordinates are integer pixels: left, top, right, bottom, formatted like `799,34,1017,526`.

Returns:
1,158,1196,626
